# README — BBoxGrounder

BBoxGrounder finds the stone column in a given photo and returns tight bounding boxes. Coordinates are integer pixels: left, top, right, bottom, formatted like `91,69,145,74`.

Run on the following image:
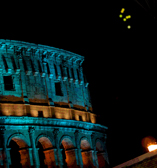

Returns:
18,55,29,104
53,148,58,166
74,149,79,165
28,148,33,167
62,66,67,81
90,150,97,167
0,69,3,95
6,148,11,166
74,130,83,168
64,73,73,108
28,127,40,168
0,127,9,168
53,129,63,168
90,133,99,168
103,136,110,165
44,62,54,106
0,148,3,166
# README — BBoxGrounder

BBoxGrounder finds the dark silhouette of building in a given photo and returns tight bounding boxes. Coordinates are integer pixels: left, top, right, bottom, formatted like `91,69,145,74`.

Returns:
0,39,109,168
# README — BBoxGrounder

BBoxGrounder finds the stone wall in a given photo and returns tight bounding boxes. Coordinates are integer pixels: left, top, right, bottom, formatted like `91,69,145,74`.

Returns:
0,39,109,168
0,104,96,123
0,119,108,168
0,39,92,111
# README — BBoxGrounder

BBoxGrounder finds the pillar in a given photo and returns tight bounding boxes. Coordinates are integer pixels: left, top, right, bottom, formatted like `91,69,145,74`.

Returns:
43,62,54,106
0,148,3,167
28,148,33,167
90,133,99,168
6,148,11,166
90,150,97,167
18,55,29,104
53,129,63,168
0,127,9,168
103,136,110,165
28,127,40,168
74,130,83,168
53,148,58,166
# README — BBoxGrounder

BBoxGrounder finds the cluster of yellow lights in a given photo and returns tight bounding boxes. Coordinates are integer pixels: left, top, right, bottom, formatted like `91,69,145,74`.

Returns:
119,8,125,18
123,15,131,21
119,8,131,29
148,144,157,152
121,8,125,13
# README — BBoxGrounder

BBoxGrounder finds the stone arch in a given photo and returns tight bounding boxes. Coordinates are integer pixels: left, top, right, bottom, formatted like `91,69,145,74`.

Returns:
8,133,31,168
7,132,30,147
80,137,94,168
36,135,55,168
59,135,75,150
96,138,105,152
96,139,106,168
80,137,91,151
60,135,77,168
35,133,54,147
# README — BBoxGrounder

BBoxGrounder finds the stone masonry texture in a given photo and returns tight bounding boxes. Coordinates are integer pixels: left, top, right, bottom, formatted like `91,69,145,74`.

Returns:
0,39,109,168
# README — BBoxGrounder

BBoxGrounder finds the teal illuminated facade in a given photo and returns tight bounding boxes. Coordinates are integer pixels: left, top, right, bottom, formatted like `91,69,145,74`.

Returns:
0,39,109,168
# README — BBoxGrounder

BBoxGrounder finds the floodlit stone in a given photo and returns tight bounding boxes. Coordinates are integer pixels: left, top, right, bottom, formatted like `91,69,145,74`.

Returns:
0,39,109,168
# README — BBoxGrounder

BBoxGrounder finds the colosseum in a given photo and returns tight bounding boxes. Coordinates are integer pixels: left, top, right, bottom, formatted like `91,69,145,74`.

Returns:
0,39,109,168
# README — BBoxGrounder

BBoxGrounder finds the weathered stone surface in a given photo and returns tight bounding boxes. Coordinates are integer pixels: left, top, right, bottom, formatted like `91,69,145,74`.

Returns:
0,39,109,168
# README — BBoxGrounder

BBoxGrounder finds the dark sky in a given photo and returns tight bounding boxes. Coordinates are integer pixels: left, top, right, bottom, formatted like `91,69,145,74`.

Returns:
1,1,157,167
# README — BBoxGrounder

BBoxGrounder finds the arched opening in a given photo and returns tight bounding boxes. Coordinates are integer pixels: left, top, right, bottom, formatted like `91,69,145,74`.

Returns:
80,139,94,168
9,137,31,168
61,137,77,168
37,137,55,168
96,139,106,168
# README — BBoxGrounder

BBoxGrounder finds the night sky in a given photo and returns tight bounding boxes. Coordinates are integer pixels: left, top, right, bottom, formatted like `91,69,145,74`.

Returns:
1,1,157,167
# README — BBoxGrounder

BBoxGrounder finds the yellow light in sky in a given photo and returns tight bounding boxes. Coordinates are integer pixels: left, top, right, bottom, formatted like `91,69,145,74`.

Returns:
148,144,157,152
127,25,131,29
123,18,126,21
121,8,125,13
126,15,131,19
119,14,123,18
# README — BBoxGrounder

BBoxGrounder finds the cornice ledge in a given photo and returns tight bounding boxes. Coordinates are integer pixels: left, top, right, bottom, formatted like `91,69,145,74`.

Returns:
0,39,84,63
0,116,108,132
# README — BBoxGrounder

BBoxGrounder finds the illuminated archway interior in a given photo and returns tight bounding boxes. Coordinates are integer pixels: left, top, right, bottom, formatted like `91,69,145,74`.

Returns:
61,138,77,168
9,137,31,168
37,137,55,168
80,139,93,168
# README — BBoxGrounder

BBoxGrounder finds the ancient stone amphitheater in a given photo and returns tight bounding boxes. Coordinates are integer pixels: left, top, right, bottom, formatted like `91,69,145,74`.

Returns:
0,39,109,168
